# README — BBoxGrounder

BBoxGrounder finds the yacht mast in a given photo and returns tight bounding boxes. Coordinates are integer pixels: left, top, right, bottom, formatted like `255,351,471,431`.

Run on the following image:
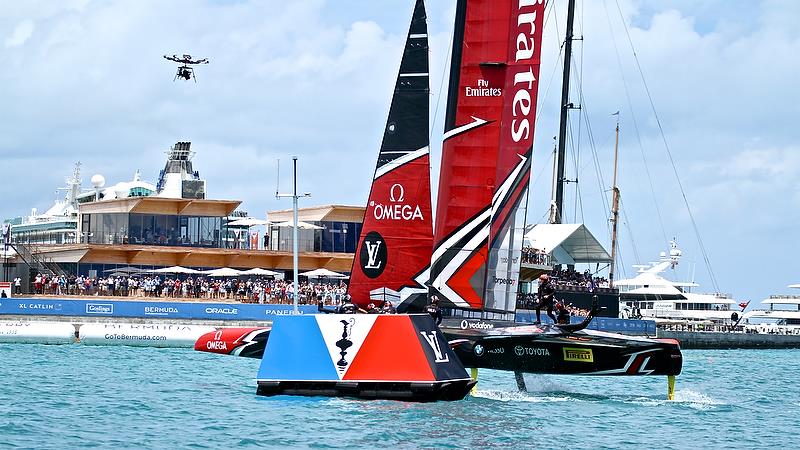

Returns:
609,116,621,288
552,0,577,224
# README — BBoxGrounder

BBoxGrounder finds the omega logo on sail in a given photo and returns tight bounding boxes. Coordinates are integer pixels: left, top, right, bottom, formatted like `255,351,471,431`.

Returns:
510,0,544,143
370,183,424,221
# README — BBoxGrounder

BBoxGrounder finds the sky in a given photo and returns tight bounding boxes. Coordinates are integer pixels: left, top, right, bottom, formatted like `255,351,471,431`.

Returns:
1,0,798,304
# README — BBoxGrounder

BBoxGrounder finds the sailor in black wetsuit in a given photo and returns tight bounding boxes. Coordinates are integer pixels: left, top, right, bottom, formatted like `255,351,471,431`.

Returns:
535,274,557,324
425,295,443,326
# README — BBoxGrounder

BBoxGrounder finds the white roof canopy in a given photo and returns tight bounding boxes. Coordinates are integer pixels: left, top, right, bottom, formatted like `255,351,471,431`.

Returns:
524,223,611,264
273,220,323,230
239,268,280,276
227,217,270,227
203,267,243,277
151,266,202,274
300,268,347,279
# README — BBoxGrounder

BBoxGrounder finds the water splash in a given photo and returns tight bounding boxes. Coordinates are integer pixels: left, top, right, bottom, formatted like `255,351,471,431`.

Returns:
624,389,724,410
471,389,571,403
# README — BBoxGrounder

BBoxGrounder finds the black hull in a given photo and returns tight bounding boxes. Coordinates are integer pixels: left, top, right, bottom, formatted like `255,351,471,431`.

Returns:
444,326,682,376
256,379,476,402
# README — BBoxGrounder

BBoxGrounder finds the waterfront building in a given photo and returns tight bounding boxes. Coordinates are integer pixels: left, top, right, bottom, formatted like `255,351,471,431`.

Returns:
1,142,362,292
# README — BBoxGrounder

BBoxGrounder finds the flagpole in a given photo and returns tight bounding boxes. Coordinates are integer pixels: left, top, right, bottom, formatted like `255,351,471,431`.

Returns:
277,156,311,314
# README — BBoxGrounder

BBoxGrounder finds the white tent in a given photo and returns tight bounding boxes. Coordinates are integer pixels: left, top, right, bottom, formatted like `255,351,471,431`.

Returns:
240,268,280,277
524,223,611,265
151,266,203,274
274,220,323,230
204,267,243,277
300,268,348,279
227,217,270,227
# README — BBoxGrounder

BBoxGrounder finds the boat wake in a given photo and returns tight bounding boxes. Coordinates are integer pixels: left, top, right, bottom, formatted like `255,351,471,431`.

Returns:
471,387,724,410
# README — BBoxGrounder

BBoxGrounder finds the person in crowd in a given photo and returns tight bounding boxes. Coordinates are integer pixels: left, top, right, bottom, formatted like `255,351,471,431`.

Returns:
381,300,397,314
337,294,358,314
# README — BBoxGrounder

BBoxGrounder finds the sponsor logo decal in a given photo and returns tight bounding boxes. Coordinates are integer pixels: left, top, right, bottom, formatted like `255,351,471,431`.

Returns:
510,0,545,143
420,331,450,363
360,231,387,278
465,78,502,97
335,318,355,374
492,276,516,285
515,345,550,357
370,183,424,221
264,309,299,316
86,303,113,314
563,347,594,363
487,347,504,354
474,344,484,356
144,306,179,316
460,320,495,330
205,307,238,315
206,340,228,351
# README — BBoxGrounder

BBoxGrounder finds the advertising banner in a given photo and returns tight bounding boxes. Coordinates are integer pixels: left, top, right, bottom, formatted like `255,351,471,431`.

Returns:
0,298,317,321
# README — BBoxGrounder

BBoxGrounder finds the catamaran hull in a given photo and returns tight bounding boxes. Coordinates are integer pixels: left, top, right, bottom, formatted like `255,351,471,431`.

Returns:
445,328,682,376
256,379,475,402
194,327,271,358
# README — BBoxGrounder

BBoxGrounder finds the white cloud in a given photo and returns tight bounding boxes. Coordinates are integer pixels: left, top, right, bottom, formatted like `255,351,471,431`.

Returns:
4,19,34,47
0,0,798,301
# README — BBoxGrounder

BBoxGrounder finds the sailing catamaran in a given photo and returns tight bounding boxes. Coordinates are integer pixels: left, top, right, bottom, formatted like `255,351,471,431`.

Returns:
196,0,683,399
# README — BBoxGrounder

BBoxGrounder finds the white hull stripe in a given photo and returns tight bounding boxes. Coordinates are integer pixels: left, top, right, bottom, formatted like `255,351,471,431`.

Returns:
409,34,428,38
583,350,656,375
443,116,488,141
399,73,429,77
374,146,430,180
430,208,492,308
491,153,528,216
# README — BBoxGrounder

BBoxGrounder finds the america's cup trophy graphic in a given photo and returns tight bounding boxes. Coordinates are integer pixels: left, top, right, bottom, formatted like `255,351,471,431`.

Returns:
336,319,355,371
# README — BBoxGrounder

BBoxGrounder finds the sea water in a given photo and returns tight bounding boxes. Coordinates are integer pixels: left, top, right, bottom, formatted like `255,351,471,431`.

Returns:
1,344,797,449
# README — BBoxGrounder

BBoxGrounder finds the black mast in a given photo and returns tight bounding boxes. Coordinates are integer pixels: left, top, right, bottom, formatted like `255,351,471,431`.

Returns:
553,0,576,224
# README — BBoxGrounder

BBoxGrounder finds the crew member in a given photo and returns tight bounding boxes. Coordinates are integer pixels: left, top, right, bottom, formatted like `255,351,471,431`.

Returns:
425,295,443,325
555,302,571,325
535,274,556,324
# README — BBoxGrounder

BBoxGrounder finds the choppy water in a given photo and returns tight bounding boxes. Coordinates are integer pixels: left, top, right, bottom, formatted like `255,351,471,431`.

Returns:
1,344,796,449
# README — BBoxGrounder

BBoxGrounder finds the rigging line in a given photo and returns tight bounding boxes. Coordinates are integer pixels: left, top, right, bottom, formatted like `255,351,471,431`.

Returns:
613,0,719,292
429,9,453,142
601,0,668,247
578,91,614,241
567,43,614,240
535,1,563,124
574,12,588,227
619,196,641,267
526,0,560,225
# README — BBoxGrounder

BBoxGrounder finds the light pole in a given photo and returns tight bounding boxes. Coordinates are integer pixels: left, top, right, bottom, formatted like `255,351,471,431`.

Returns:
276,156,310,314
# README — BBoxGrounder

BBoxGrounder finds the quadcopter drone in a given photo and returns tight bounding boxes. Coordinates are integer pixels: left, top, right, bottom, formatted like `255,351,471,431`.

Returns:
163,54,209,82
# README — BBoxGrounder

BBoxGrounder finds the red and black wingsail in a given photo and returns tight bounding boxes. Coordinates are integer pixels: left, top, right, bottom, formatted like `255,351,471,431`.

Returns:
429,0,546,312
348,0,432,310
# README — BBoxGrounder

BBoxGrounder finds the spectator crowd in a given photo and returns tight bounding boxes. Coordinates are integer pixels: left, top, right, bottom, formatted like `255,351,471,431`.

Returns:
30,273,349,305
